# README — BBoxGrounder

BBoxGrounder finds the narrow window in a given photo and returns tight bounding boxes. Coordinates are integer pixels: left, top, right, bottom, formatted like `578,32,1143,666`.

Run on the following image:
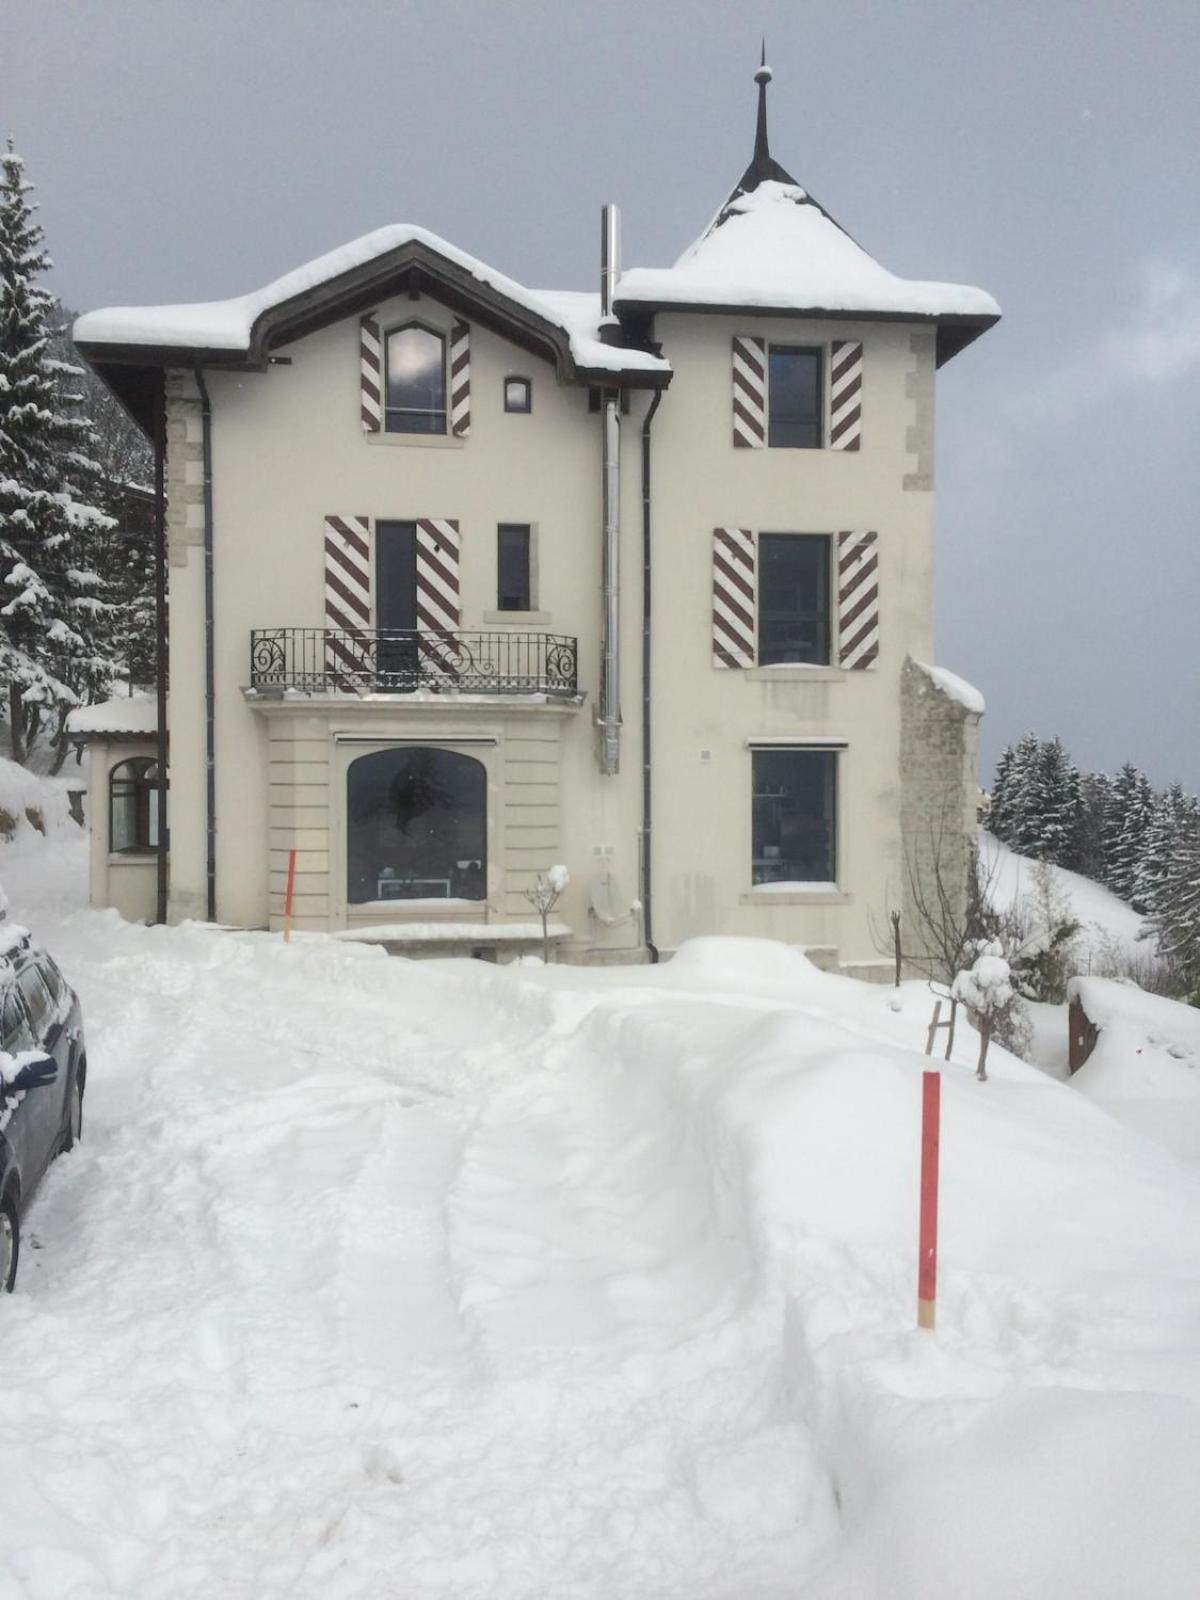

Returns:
757,534,830,666
504,377,532,413
110,758,160,853
497,524,532,611
768,346,822,448
385,324,447,434
752,749,837,885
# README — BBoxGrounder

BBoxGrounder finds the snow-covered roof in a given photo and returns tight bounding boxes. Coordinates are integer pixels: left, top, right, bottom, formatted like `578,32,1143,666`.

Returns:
615,181,1000,326
74,225,668,380
66,691,159,738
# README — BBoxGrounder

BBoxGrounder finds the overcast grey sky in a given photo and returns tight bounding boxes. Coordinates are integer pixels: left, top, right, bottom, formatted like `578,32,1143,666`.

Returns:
5,0,1198,788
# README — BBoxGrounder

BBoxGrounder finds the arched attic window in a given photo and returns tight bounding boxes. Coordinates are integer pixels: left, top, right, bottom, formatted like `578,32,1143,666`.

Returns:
110,757,161,854
385,323,447,434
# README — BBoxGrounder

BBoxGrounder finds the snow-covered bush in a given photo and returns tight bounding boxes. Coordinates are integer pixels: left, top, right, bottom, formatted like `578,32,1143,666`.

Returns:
524,865,569,963
953,939,1015,1081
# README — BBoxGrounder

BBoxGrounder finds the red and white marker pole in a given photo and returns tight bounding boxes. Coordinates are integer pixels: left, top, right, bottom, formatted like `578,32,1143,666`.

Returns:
917,1070,941,1330
283,847,297,944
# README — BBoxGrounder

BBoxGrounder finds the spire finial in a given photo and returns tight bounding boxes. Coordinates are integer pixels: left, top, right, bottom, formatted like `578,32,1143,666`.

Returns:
753,40,772,165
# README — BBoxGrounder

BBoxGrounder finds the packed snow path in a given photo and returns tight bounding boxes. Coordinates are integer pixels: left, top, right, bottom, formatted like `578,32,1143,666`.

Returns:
4,838,1200,1598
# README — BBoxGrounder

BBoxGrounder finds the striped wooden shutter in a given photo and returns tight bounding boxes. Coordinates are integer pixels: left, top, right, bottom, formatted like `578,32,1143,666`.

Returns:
324,515,372,686
837,531,879,669
449,322,471,436
731,336,767,448
829,340,862,451
416,518,462,679
360,317,382,432
712,527,756,668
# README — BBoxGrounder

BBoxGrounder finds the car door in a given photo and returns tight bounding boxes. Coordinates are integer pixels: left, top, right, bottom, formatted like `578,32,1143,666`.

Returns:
14,964,67,1176
0,985,43,1190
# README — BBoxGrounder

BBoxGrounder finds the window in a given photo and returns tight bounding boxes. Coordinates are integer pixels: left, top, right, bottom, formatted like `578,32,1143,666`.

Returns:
752,749,837,885
1,988,34,1055
347,747,486,904
768,346,822,448
16,967,52,1036
504,377,532,413
497,524,532,611
110,758,160,854
757,534,831,666
385,324,447,434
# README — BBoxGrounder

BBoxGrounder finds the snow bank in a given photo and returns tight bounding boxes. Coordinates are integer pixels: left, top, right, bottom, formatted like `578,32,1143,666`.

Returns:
981,830,1152,967
4,835,1200,1598
74,226,669,378
1070,977,1200,1162
0,755,80,848
616,180,1000,320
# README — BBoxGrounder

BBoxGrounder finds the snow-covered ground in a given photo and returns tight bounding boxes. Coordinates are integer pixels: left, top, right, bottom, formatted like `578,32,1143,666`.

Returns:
3,830,1200,1598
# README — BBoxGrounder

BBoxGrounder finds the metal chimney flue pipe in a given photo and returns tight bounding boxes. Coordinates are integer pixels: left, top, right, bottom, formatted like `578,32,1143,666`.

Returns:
600,203,621,321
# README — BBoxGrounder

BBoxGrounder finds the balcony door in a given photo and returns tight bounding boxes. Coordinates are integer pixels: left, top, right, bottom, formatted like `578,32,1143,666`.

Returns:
376,521,419,686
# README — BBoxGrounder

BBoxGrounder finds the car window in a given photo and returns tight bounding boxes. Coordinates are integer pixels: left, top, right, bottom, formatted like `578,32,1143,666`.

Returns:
16,967,53,1037
37,956,66,1009
1,987,35,1054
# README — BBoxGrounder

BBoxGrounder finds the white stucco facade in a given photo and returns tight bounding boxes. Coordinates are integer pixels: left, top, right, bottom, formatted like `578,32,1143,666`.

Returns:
73,98,995,967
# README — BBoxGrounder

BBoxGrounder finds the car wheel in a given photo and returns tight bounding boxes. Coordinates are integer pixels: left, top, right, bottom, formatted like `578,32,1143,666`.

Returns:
62,1068,84,1153
1,1196,18,1293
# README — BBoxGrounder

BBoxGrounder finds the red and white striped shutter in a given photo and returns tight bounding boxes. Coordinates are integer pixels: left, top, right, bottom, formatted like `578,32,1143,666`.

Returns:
712,527,756,668
837,530,879,669
360,317,382,433
829,340,863,451
731,336,767,448
324,515,372,685
449,321,471,436
416,518,462,678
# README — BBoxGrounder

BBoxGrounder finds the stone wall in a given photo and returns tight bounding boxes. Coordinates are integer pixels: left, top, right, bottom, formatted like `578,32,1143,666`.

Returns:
899,656,982,972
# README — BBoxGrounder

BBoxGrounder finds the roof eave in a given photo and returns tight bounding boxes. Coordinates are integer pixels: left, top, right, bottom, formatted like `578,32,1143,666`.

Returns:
614,298,999,366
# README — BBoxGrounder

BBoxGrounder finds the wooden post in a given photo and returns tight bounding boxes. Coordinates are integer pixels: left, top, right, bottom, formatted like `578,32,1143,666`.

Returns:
918,1070,940,1330
283,847,297,943
890,910,902,987
924,1000,942,1056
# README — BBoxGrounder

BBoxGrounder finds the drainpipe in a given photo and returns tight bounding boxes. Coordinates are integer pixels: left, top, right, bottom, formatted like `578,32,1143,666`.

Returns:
194,367,217,923
640,387,662,962
153,381,169,925
597,203,621,775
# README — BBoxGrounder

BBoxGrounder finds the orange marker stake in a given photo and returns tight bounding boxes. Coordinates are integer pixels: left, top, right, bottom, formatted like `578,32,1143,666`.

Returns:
918,1070,941,1330
283,847,297,944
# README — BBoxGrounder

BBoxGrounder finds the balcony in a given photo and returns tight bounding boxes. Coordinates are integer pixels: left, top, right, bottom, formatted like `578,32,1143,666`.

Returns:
248,628,579,699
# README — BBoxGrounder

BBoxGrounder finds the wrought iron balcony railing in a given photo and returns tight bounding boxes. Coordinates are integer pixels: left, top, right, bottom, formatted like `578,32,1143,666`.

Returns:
249,628,579,698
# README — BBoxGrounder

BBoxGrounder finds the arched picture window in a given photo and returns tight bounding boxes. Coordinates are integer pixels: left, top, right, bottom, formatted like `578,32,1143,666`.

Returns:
110,758,161,854
385,324,447,434
347,747,486,903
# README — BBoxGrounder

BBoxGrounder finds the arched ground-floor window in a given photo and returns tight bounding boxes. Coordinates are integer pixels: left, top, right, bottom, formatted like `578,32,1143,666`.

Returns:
347,746,486,904
110,757,161,854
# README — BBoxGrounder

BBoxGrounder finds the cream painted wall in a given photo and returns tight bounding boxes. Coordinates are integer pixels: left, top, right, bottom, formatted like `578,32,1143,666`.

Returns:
165,291,646,948
645,315,938,962
160,288,952,967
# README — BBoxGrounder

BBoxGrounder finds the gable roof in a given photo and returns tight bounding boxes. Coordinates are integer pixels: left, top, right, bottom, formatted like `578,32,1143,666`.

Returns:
74,226,671,432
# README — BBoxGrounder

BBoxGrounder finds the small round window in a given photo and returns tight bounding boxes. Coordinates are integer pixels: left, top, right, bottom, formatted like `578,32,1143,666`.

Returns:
504,377,532,414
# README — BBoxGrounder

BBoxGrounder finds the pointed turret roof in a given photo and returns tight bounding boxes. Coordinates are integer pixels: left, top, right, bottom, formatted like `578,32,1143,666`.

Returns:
615,54,1000,365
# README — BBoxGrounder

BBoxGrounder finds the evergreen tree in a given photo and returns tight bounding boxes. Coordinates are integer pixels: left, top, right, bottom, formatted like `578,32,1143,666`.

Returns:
0,141,114,763
990,732,1039,848
1136,783,1189,917
1028,737,1082,866
1105,763,1155,905
1074,770,1111,883
1151,816,1200,1000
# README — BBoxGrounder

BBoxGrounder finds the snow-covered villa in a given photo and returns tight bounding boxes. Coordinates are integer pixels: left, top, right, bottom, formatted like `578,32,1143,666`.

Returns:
70,62,998,968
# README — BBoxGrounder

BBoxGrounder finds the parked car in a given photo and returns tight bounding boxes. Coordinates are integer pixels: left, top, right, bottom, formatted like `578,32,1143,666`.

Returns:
0,930,86,1292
